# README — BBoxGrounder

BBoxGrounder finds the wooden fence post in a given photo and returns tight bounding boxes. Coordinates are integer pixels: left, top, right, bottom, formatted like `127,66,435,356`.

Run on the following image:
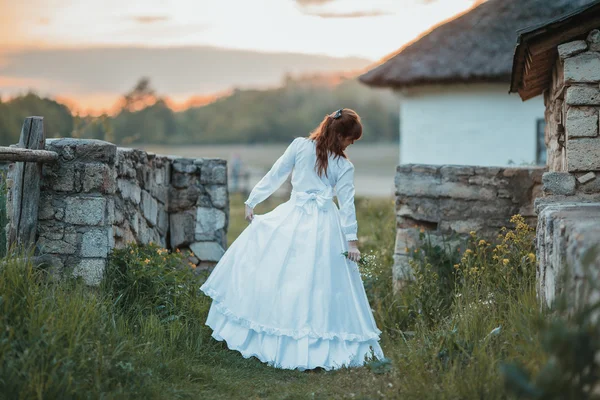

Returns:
7,117,45,250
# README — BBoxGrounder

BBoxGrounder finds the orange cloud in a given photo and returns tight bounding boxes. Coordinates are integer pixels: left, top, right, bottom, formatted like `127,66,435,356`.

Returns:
309,10,392,18
129,16,170,24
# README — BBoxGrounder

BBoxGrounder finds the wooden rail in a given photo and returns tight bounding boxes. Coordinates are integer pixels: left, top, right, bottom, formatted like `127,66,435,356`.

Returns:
0,147,58,163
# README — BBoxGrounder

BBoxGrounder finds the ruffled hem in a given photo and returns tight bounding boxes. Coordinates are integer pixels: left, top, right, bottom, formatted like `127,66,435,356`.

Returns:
201,285,382,342
206,301,385,371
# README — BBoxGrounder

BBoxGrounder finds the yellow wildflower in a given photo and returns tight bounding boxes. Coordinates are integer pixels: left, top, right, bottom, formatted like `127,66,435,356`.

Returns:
528,253,536,263
478,240,486,246
189,262,197,269
144,258,150,264
502,259,509,266
453,264,460,270
469,231,476,237
465,249,473,254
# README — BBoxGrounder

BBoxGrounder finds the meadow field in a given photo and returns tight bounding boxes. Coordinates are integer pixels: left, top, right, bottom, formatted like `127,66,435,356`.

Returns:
1,190,579,399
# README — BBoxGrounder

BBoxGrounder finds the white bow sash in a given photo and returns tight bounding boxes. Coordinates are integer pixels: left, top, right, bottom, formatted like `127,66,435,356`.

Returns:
292,189,333,214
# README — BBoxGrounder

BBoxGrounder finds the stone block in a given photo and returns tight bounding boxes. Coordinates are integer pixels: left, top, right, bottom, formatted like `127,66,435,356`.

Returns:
64,197,106,226
172,159,197,173
565,86,600,106
73,258,106,286
171,172,194,189
190,241,225,262
558,40,588,59
170,211,196,248
393,228,420,254
38,221,64,240
158,209,169,234
207,185,228,209
578,172,596,184
195,207,226,240
141,190,158,226
587,29,600,51
38,197,55,220
201,161,227,185
43,163,75,192
440,220,484,235
579,175,600,194
566,107,598,138
411,164,439,174
37,234,77,254
154,166,167,185
118,179,141,204
440,165,474,182
168,186,200,211
81,228,109,257
148,183,168,205
564,52,600,83
396,170,496,200
542,172,576,195
47,138,117,164
567,138,600,171
83,163,116,194
468,175,507,186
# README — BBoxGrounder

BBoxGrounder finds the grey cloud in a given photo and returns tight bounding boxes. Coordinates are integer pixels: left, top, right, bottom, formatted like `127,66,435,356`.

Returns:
0,47,370,96
295,0,336,5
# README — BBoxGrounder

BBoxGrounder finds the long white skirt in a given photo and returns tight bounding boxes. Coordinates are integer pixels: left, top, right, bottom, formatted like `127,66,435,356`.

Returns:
200,193,384,371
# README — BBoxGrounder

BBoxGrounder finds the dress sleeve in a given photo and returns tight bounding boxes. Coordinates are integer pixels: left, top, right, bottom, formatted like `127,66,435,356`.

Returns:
244,138,299,209
335,164,358,241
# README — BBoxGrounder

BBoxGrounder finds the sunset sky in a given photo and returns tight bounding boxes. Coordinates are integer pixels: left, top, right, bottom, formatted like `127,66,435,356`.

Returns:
0,0,481,112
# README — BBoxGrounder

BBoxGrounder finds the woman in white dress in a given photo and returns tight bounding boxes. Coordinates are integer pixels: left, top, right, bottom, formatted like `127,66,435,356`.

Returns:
200,108,385,371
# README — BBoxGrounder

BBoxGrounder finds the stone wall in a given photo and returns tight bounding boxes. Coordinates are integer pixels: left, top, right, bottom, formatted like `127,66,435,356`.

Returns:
534,29,600,308
393,163,544,290
14,138,228,284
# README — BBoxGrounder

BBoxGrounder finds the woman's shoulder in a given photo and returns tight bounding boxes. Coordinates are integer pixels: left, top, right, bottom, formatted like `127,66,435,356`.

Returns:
294,136,311,144
332,154,354,174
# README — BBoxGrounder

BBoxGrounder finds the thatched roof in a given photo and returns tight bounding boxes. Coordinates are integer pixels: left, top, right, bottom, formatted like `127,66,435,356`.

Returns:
510,0,600,100
359,0,596,89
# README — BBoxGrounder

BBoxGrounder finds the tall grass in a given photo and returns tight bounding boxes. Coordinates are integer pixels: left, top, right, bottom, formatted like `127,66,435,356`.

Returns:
0,194,580,399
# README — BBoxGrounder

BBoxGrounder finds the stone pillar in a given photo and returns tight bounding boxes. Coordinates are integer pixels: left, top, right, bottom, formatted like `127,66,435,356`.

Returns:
38,139,117,285
534,29,600,308
542,31,600,199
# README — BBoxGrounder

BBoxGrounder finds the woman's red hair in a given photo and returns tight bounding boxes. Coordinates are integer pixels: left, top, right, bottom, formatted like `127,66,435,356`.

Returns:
308,108,362,177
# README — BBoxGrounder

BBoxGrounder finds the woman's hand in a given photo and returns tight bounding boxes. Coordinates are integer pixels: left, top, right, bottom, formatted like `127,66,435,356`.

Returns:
347,240,361,263
245,204,254,223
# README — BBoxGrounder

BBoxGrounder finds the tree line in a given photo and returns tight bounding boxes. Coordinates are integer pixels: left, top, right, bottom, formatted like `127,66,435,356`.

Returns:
0,76,399,146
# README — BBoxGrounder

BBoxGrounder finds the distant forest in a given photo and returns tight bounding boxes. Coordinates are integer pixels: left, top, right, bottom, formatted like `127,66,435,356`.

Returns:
0,76,399,146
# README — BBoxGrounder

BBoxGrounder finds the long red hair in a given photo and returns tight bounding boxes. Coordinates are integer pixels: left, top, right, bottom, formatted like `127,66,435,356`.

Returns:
308,108,362,177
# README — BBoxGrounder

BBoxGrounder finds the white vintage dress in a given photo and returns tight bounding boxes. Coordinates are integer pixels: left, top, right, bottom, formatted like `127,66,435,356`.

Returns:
200,137,384,371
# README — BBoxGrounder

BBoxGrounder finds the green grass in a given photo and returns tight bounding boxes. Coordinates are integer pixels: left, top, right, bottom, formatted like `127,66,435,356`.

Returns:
0,195,552,399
